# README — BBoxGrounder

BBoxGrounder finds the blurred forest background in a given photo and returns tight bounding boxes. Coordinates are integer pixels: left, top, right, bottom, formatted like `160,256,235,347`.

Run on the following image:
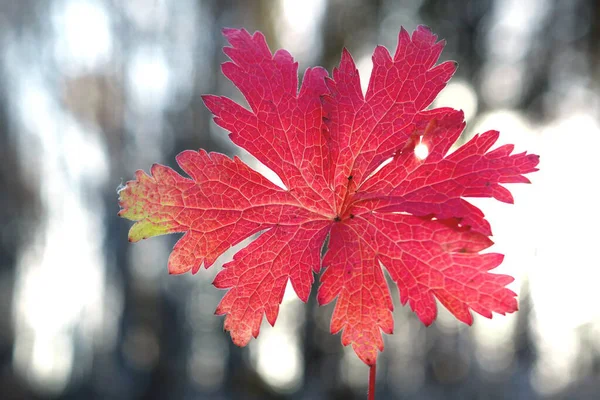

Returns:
0,0,599,399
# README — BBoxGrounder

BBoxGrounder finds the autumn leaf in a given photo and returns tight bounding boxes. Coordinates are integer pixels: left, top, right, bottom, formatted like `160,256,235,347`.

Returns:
118,26,539,366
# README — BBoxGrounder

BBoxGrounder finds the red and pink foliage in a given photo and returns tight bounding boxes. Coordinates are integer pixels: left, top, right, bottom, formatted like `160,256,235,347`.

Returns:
119,26,539,365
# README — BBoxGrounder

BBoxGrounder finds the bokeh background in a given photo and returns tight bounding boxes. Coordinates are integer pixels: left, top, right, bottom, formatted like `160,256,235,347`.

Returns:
0,0,598,399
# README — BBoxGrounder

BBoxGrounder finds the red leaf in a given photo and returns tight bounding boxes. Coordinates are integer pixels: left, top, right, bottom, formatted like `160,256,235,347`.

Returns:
118,26,540,365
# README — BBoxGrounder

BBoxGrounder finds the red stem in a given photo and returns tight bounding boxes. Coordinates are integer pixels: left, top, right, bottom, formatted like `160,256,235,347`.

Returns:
368,362,376,400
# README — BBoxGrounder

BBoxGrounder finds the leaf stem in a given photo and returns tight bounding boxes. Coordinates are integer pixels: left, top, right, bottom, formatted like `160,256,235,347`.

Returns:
368,362,376,400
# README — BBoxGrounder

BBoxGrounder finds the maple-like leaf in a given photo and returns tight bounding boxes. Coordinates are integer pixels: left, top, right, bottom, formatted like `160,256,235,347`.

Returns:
118,26,539,365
